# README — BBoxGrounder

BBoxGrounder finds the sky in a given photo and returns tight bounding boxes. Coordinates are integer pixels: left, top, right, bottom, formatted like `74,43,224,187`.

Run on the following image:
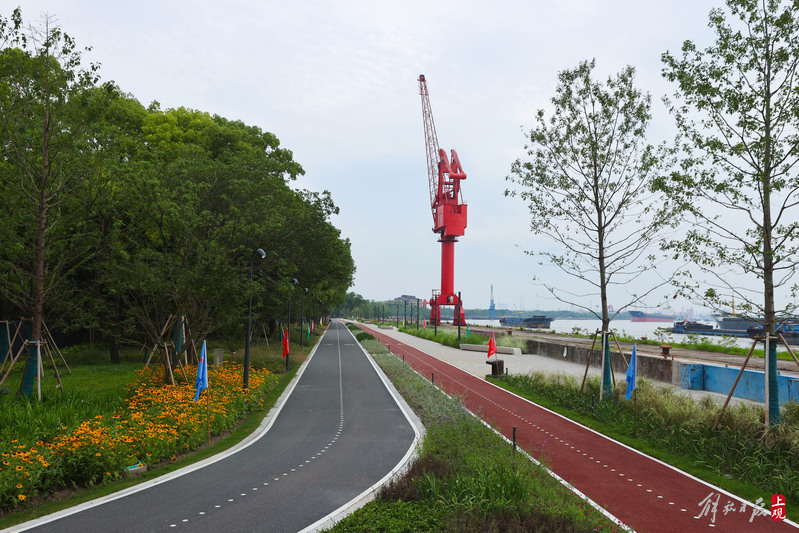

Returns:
11,0,724,313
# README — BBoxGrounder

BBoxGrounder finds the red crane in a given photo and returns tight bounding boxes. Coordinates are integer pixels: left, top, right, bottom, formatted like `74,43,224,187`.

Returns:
418,74,467,325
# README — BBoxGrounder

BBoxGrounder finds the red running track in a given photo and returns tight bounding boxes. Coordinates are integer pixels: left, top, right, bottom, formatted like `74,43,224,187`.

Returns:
360,325,797,532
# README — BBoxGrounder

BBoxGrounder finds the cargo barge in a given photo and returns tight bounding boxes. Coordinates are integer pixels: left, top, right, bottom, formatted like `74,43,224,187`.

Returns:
671,320,715,334
746,320,799,345
714,313,760,331
668,320,750,337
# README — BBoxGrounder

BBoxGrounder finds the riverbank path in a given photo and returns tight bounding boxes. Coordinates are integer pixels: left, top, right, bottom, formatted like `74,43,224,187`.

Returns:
359,323,798,532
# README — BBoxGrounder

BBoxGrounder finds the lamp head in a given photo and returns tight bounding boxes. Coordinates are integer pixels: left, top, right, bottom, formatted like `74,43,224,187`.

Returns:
255,248,266,259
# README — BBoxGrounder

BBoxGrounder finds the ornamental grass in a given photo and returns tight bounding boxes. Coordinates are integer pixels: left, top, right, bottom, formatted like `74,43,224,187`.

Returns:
497,372,799,506
0,362,276,511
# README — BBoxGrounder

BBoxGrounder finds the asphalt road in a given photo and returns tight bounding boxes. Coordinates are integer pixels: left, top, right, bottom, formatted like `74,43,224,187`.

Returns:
6,320,418,533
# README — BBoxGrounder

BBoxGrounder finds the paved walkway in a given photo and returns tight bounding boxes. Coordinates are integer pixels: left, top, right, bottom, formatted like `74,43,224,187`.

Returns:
361,323,798,532
374,325,758,407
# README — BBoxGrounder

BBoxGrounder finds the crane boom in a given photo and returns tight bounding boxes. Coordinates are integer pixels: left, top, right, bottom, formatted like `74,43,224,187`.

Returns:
418,75,440,224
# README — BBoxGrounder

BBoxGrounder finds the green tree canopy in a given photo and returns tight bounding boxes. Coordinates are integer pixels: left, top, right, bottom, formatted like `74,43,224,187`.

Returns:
0,8,355,367
506,59,674,329
506,60,674,400
659,0,799,424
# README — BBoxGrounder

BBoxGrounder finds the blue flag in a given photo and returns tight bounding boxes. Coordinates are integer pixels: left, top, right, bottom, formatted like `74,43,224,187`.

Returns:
625,344,637,400
194,341,208,402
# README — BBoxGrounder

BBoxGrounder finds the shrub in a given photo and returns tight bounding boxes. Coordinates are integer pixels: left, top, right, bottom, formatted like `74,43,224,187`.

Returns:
356,332,375,342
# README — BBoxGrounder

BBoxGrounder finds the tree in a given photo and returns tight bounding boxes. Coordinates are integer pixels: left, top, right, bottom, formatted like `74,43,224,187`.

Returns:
0,9,102,394
0,10,355,373
506,59,673,400
659,0,799,424
110,107,308,349
101,105,353,357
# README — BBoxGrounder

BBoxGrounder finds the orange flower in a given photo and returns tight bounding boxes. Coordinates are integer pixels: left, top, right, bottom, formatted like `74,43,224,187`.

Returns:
18,495,26,501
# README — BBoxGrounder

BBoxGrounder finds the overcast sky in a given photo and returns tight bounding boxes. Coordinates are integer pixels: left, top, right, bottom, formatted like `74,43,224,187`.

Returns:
13,0,722,313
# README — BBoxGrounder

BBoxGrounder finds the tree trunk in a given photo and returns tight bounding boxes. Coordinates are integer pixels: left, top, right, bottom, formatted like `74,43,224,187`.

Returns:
19,105,50,397
762,49,780,425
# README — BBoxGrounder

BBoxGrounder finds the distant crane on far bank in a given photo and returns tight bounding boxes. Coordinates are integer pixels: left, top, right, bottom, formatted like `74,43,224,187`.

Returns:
418,74,467,325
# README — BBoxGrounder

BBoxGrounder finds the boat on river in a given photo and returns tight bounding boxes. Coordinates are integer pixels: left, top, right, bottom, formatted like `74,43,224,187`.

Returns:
671,319,715,334
499,315,553,328
714,312,760,332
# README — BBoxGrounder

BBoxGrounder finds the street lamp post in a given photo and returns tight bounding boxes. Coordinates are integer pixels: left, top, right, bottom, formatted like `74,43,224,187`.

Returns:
286,278,298,372
457,291,462,341
300,288,308,348
244,248,266,389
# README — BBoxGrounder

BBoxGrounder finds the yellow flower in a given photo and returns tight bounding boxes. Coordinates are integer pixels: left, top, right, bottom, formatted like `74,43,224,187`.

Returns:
16,484,22,489
18,494,26,501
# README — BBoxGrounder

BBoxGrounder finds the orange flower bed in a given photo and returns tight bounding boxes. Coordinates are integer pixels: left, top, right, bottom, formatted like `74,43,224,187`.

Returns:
0,363,277,511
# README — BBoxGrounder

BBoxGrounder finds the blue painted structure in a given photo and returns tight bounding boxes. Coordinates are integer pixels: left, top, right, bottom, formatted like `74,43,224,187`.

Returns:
680,363,799,404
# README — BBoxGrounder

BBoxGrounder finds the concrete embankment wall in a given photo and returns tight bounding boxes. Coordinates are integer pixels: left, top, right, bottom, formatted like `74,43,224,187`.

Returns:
524,337,799,405
524,338,676,385
680,364,799,404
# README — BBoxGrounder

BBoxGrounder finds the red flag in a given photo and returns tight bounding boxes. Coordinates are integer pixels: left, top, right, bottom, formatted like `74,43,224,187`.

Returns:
282,329,290,358
487,331,497,359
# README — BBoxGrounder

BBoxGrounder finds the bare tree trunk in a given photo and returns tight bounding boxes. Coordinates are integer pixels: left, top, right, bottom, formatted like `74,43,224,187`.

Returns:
20,73,51,397
762,48,780,425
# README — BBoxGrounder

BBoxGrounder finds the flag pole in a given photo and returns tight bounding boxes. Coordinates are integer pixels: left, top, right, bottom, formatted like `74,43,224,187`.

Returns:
626,344,638,438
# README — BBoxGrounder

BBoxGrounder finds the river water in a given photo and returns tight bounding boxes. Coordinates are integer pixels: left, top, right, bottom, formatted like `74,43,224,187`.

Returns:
467,318,781,351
